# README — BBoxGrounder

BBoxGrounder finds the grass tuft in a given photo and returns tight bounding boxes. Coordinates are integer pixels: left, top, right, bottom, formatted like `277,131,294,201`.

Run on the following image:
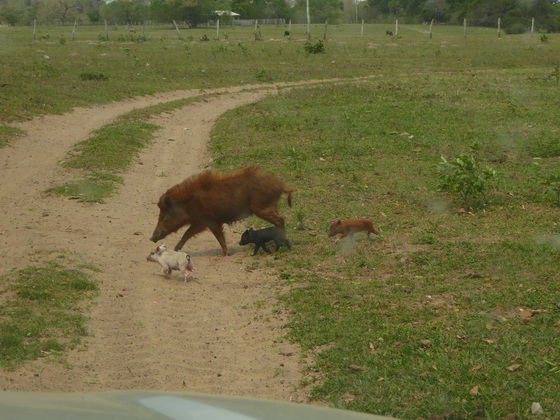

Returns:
0,258,98,370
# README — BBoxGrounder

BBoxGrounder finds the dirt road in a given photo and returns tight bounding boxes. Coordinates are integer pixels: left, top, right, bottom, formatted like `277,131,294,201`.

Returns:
0,85,311,402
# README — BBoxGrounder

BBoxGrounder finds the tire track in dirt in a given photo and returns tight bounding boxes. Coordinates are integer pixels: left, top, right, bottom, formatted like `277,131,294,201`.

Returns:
0,86,314,402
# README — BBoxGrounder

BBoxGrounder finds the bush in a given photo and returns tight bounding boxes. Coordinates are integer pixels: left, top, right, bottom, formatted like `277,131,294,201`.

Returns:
504,23,527,34
304,40,325,54
437,144,498,207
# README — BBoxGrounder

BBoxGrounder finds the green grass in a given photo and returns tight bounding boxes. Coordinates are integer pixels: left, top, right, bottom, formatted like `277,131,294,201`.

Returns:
1,24,559,123
0,125,25,148
2,22,560,418
210,73,560,418
46,172,124,203
46,96,213,202
0,253,99,369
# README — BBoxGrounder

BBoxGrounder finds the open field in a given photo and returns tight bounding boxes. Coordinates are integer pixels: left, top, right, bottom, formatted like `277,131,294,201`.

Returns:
211,72,560,418
1,23,559,419
1,23,558,122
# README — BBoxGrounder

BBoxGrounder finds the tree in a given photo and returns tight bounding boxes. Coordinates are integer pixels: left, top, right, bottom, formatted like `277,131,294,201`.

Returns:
1,6,23,24
466,0,508,27
82,0,105,23
149,0,223,26
421,0,449,22
294,0,343,22
231,0,267,19
263,0,293,19
37,0,80,24
101,0,149,24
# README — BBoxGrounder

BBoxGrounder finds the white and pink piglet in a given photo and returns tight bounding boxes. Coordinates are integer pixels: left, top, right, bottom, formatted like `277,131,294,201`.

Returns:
147,244,196,282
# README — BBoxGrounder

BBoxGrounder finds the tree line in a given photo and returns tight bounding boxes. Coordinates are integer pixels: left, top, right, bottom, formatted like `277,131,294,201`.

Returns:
1,0,559,33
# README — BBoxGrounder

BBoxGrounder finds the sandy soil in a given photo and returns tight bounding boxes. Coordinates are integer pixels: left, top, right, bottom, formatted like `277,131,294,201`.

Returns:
0,83,318,402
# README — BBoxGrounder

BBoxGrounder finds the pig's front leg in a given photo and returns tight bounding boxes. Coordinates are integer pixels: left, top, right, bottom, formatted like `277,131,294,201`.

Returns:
160,264,172,278
260,243,272,254
175,224,206,251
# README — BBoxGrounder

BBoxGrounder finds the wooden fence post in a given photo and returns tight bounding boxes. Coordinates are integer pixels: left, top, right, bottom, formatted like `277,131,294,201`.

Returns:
361,19,364,38
216,19,220,39
463,18,467,38
395,19,399,39
72,20,77,41
323,20,328,40
104,19,108,41
497,17,501,38
306,0,311,40
531,17,535,34
173,20,181,39
33,19,36,40
429,18,434,39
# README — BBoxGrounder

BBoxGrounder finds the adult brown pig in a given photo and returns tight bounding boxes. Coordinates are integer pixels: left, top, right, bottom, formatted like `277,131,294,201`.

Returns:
150,166,294,256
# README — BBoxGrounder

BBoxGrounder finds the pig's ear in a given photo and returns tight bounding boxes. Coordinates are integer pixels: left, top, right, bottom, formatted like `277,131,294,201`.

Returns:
336,220,342,225
163,195,174,209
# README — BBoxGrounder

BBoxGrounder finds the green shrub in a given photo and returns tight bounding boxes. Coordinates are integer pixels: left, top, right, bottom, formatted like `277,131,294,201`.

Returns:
437,144,498,207
304,40,325,54
504,23,526,34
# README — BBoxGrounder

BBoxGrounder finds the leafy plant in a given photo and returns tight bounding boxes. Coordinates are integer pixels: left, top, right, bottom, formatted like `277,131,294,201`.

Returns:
255,68,273,82
437,144,498,207
304,39,325,54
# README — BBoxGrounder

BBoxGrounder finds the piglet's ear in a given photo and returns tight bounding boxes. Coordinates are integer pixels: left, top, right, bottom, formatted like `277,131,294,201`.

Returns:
163,195,174,209
336,220,342,225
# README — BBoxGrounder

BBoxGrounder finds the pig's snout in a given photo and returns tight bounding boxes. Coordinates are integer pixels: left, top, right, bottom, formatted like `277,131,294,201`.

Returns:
150,228,165,243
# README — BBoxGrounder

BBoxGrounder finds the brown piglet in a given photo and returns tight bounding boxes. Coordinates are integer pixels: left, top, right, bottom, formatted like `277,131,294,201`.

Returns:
328,219,380,242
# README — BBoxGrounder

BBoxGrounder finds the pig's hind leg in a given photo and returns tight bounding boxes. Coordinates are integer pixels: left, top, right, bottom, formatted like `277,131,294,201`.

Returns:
253,208,286,237
207,223,229,256
181,269,191,282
